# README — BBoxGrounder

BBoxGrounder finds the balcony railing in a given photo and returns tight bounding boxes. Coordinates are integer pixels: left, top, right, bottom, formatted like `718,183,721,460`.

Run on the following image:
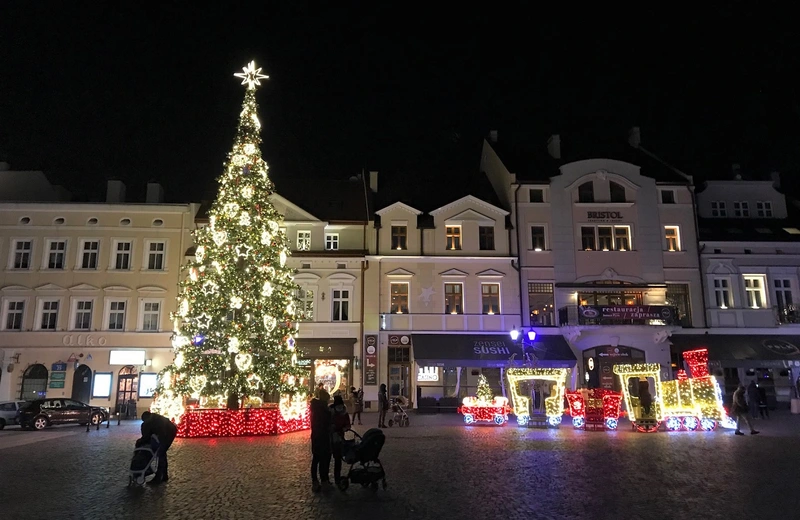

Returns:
775,305,800,325
558,305,680,326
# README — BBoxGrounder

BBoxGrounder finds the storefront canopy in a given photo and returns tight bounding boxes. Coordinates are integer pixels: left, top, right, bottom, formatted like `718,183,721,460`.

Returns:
412,334,576,368
670,335,800,369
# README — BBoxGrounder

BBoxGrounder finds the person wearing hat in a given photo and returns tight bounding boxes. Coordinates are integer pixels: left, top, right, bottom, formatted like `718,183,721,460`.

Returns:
310,389,332,492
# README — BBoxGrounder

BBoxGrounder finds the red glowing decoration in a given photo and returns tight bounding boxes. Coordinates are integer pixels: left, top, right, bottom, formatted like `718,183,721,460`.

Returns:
566,389,622,430
676,369,688,381
458,396,511,425
682,348,710,378
176,404,310,438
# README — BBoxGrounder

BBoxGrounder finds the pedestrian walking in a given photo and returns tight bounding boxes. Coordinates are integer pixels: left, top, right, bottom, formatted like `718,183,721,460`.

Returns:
732,384,760,436
351,386,363,425
310,389,332,492
758,386,770,419
747,381,760,419
136,411,178,485
378,383,389,428
330,394,351,487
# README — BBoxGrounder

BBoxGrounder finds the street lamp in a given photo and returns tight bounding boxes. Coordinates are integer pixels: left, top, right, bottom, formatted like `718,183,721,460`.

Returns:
509,328,520,341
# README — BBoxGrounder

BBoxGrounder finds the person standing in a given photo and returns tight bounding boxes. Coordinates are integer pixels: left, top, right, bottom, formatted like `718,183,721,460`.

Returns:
137,411,178,485
310,389,332,492
378,383,388,428
747,381,760,419
732,384,760,436
330,394,351,487
351,386,364,425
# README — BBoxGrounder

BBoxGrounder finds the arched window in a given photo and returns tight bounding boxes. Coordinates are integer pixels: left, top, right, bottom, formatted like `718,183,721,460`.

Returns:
578,182,594,203
610,181,626,203
21,364,48,400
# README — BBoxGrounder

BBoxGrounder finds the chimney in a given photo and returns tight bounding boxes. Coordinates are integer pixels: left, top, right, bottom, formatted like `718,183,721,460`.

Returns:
771,171,781,189
628,126,641,148
369,171,378,193
146,182,165,203
489,130,498,143
732,163,742,180
106,180,126,203
547,134,561,159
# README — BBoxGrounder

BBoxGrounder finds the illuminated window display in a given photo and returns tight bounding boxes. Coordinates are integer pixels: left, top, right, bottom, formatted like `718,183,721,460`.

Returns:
313,359,350,396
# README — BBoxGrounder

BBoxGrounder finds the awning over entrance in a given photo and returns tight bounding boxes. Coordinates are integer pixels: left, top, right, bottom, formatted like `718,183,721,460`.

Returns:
670,335,800,369
295,338,357,359
412,334,576,368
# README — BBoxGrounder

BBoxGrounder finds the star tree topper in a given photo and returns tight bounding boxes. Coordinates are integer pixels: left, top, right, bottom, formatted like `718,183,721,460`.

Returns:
234,61,269,90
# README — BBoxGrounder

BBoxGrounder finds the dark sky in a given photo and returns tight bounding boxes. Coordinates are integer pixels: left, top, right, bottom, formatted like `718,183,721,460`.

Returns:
2,3,799,202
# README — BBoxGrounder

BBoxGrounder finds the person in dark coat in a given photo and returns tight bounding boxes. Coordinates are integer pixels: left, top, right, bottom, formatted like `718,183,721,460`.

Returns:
638,377,653,416
330,394,351,486
732,384,760,436
747,381,760,419
310,390,332,492
351,386,363,425
378,384,389,428
757,386,770,419
136,411,178,484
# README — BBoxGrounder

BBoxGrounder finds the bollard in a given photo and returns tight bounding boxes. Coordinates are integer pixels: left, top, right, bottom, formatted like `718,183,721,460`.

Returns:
118,412,122,426
96,416,101,431
86,421,90,433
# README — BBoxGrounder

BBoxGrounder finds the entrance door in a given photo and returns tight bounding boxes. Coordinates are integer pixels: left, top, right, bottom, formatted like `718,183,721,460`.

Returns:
116,366,138,414
388,364,410,401
21,364,48,400
71,364,92,404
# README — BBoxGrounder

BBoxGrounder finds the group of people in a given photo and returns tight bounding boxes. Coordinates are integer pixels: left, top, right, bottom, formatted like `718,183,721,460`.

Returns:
309,384,367,491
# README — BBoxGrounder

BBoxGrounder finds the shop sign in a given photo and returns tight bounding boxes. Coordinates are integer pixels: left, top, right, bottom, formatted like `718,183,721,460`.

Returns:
49,381,65,389
579,305,673,321
762,339,800,357
417,366,439,382
51,362,68,372
473,339,512,356
62,334,107,347
587,211,623,222
597,346,631,358
50,372,66,381
364,335,378,386
388,334,411,346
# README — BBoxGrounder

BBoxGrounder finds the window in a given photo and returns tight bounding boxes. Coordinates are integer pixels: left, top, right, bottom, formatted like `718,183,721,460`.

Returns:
481,284,501,315
39,300,59,330
775,279,793,312
390,283,409,314
479,226,495,251
107,300,126,330
444,283,463,314
114,241,132,270
609,181,626,202
391,226,407,250
324,233,339,250
733,201,749,217
297,230,311,251
711,201,727,217
80,240,100,269
141,301,161,331
3,300,25,330
666,283,692,327
529,189,544,203
665,226,681,252
296,287,314,321
713,279,731,309
11,240,32,269
598,227,613,251
614,227,630,251
744,275,767,309
661,190,676,204
528,283,554,326
45,240,66,269
332,289,350,321
757,201,773,218
581,227,596,251
139,373,159,398
446,226,461,250
578,182,594,203
531,226,546,251
146,241,165,270
73,300,93,330
92,372,113,398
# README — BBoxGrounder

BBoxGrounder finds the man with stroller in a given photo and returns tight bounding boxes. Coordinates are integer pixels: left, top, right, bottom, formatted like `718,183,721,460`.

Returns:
136,411,178,485
330,393,351,487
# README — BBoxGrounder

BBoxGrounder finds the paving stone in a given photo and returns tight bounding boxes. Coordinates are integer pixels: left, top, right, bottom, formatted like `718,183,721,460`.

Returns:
0,412,798,519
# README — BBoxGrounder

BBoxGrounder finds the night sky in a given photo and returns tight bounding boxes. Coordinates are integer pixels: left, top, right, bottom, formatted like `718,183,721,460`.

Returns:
2,3,799,202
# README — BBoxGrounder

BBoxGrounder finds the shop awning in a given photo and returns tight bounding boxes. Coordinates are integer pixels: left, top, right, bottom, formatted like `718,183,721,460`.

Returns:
670,334,800,369
412,334,576,368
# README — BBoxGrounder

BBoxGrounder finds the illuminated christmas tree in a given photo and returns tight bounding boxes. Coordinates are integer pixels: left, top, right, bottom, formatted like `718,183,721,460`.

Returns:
153,61,307,420
476,374,493,403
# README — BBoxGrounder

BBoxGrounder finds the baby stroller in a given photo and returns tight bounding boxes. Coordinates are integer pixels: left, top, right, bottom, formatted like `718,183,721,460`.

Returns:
337,428,387,491
128,435,160,487
387,396,409,427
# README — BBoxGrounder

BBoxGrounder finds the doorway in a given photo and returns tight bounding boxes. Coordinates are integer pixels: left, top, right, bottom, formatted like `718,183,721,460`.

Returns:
388,364,410,401
20,364,48,400
71,364,92,404
116,365,139,414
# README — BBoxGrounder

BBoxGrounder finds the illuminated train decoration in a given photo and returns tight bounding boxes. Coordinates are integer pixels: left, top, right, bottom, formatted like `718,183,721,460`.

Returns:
458,396,512,425
565,388,623,430
505,368,569,427
613,348,736,433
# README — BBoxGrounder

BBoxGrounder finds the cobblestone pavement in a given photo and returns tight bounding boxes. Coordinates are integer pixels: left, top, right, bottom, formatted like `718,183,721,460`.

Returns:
1,412,799,520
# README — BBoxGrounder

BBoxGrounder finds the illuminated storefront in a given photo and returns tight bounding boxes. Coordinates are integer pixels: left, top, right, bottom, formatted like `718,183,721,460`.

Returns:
295,338,356,397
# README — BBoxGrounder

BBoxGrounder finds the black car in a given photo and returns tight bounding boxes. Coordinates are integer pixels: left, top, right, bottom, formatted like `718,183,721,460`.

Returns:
18,399,108,430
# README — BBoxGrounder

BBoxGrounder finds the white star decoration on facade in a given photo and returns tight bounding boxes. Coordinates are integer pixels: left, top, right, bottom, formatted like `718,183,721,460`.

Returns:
234,61,269,90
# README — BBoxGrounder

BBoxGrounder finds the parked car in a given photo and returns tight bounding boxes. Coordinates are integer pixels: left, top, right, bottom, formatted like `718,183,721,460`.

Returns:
0,400,27,429
18,399,108,431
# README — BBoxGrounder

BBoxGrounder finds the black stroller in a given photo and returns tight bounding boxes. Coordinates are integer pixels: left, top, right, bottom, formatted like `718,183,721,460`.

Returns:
337,428,387,491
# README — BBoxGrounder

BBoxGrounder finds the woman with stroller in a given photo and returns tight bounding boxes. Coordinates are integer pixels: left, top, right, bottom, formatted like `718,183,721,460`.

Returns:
351,386,364,425
330,394,351,487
